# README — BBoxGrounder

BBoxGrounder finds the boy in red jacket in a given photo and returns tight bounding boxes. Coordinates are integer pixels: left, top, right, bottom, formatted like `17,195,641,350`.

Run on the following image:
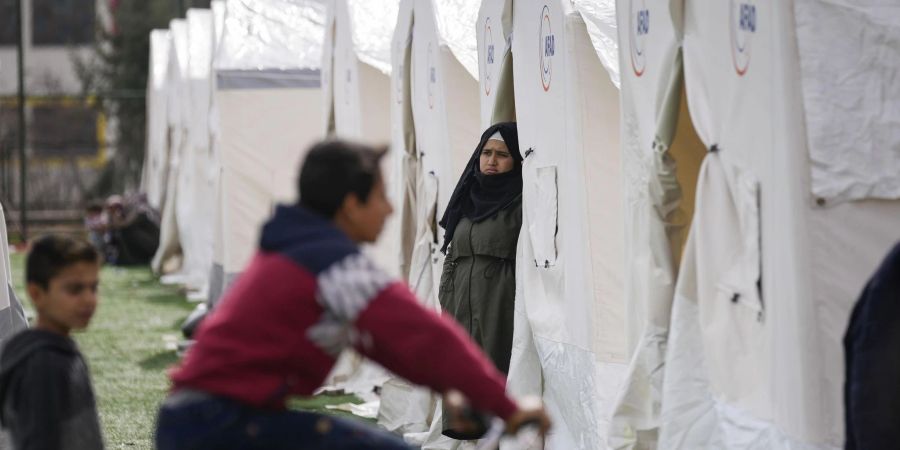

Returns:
155,140,550,449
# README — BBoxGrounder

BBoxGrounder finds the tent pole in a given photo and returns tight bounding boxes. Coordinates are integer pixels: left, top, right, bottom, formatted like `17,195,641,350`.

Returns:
16,0,27,242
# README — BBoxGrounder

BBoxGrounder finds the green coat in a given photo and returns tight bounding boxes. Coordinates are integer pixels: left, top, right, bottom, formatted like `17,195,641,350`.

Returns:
439,195,522,375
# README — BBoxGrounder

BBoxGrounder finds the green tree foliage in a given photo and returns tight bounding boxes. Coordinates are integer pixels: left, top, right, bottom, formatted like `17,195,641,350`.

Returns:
91,0,210,197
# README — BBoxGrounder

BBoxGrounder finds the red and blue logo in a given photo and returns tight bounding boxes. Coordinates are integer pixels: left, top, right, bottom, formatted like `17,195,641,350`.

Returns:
484,16,495,96
629,0,648,77
730,0,757,76
538,5,554,92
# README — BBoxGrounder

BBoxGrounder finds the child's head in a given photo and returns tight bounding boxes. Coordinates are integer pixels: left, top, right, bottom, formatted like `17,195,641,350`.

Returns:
298,139,393,243
26,235,100,335
85,201,104,218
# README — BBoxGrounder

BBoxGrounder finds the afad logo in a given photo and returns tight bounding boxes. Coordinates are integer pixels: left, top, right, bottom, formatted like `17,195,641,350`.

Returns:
730,0,757,76
483,16,495,96
538,5,554,92
629,0,649,77
427,42,436,109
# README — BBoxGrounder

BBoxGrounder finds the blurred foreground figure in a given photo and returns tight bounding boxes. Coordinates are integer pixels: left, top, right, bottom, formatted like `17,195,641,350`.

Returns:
844,242,900,450
155,140,550,450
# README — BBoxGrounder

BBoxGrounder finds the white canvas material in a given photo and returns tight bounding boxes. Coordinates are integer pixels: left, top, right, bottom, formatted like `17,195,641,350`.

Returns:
572,0,619,88
658,1,900,448
476,0,512,128
141,30,172,212
379,0,481,446
206,0,226,304
794,1,900,203
172,9,214,295
319,0,400,408
507,1,627,448
608,0,708,447
206,0,325,304
322,0,401,279
411,3,481,448
389,0,418,284
152,19,190,277
0,202,27,349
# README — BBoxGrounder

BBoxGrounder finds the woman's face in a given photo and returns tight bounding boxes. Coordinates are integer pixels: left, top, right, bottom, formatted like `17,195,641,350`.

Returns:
480,139,515,175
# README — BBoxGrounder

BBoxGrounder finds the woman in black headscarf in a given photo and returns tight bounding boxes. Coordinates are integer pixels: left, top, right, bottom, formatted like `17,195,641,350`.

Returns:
438,122,523,440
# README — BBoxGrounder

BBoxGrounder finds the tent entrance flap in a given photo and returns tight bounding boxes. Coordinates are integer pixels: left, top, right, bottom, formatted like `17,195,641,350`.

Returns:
490,50,516,125
478,0,515,128
399,28,418,283
668,80,706,265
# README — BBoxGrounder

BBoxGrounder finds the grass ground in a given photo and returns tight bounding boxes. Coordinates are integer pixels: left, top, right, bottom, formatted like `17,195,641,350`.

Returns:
8,252,367,450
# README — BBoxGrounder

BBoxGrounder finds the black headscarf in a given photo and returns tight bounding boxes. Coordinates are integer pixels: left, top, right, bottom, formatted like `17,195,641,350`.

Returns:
439,122,522,253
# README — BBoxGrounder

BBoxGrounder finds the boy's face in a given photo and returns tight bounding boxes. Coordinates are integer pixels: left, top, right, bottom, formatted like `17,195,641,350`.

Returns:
340,176,393,243
28,261,100,335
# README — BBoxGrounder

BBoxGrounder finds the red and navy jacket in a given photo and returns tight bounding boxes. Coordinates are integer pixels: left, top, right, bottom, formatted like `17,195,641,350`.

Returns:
171,205,517,420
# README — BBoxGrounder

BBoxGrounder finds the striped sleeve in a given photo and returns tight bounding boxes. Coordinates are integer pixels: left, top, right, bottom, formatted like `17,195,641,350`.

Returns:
315,252,393,322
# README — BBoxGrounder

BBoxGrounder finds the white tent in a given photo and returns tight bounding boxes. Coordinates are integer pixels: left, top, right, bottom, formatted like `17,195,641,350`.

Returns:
608,0,706,447
378,0,482,446
321,0,400,278
406,0,480,305
140,29,172,212
169,8,214,296
0,202,28,349
207,0,325,304
388,0,418,288
152,18,190,276
206,0,226,304
322,0,395,142
315,0,400,412
505,0,627,448
657,1,900,448
476,0,512,128
378,1,435,437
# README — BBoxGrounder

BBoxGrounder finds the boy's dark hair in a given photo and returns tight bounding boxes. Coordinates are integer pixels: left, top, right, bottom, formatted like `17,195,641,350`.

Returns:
298,139,387,218
26,235,99,289
85,201,104,214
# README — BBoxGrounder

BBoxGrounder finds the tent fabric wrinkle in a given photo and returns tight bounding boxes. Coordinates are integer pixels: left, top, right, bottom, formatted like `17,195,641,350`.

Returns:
433,0,480,79
794,0,900,203
346,0,398,75
572,0,620,87
215,0,325,72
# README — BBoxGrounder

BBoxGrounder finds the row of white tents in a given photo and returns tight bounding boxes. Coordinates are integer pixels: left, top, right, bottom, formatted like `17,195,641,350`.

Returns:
140,0,900,449
141,0,325,304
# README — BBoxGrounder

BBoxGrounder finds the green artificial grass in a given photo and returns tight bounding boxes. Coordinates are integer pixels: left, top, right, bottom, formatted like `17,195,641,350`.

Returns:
8,252,370,449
